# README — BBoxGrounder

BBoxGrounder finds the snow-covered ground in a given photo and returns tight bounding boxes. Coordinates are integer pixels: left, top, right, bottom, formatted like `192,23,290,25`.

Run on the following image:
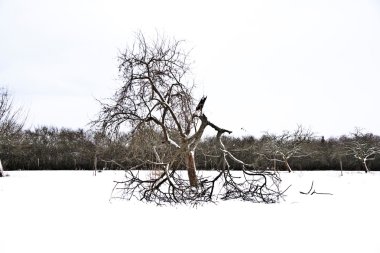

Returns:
0,170,379,253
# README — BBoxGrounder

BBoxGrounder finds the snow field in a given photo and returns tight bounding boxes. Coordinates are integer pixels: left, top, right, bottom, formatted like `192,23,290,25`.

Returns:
0,170,379,253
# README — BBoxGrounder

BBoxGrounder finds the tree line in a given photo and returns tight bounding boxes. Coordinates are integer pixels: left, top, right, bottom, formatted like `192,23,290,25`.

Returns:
1,124,380,172
1,85,380,173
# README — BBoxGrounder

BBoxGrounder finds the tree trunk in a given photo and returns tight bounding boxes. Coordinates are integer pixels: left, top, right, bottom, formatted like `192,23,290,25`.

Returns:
363,160,369,173
285,160,292,172
93,154,98,176
339,157,343,176
185,151,198,187
0,159,5,177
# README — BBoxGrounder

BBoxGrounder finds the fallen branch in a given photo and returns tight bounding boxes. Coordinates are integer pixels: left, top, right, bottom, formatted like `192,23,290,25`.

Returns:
300,181,333,196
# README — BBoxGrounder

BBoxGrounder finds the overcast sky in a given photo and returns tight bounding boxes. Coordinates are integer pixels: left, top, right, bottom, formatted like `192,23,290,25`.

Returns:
1,0,379,137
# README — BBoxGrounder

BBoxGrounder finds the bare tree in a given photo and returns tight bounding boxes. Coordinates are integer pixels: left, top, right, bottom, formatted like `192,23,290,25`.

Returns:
327,138,347,176
0,87,25,177
261,126,314,172
94,32,284,204
345,128,380,173
95,32,202,186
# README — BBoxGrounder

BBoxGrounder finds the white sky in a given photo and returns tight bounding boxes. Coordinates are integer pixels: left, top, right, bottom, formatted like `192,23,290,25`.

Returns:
1,0,379,138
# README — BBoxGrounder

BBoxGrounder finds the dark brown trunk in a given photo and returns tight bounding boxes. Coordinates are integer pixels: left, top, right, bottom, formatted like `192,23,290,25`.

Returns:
186,151,198,187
